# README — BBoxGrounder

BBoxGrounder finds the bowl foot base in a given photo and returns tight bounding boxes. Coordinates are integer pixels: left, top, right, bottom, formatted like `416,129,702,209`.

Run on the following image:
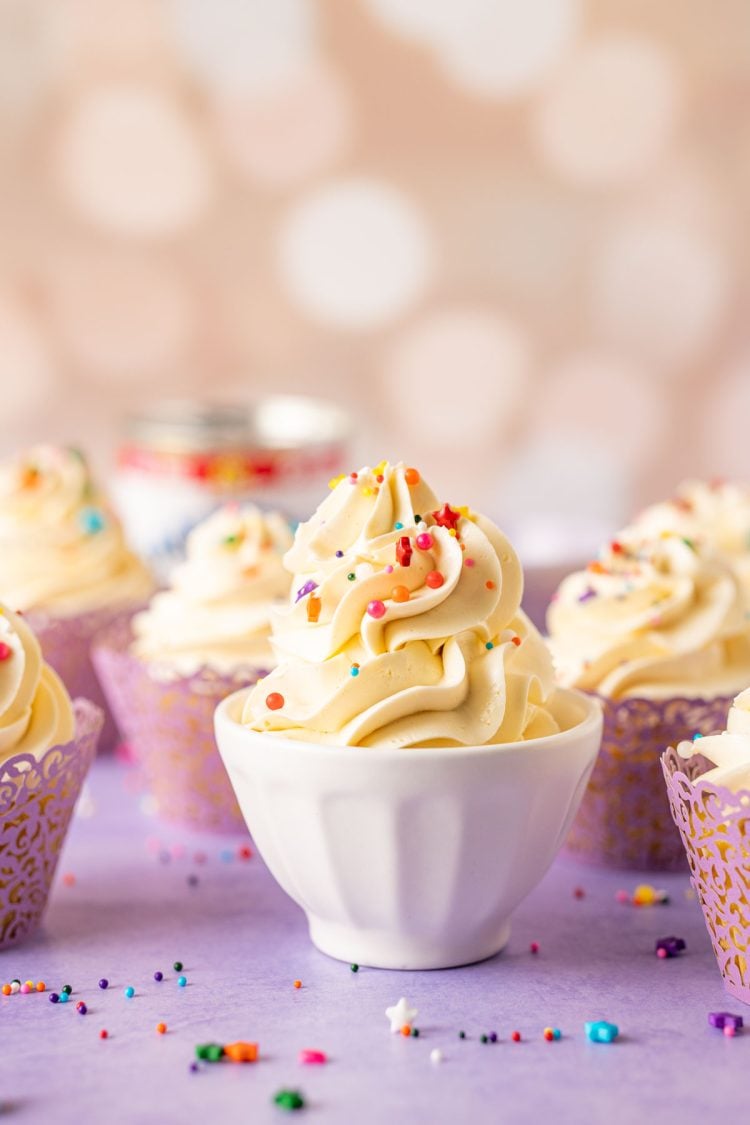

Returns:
307,916,512,971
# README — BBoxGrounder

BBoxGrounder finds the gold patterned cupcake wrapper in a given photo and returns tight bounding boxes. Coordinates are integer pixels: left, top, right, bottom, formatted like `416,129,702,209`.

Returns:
662,746,750,1004
0,698,103,949
565,693,733,871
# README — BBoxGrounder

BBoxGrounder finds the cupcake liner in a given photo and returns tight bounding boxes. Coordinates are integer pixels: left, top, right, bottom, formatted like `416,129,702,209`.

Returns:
662,747,750,1005
0,698,103,950
564,693,733,871
26,603,145,755
92,617,266,833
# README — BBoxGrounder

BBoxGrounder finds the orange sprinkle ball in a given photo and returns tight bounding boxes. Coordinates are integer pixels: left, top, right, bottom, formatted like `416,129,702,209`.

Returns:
400,1025,412,1037
486,580,495,590
1,985,10,996
294,980,302,990
391,585,410,603
224,1041,259,1063
404,468,420,486
425,572,444,589
156,1022,167,1035
36,982,45,992
511,636,522,647
266,693,284,711
587,561,607,575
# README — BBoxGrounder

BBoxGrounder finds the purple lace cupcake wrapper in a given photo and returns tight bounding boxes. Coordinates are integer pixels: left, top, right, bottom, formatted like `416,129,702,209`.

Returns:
564,693,733,871
0,698,103,950
662,748,750,1006
92,617,265,834
26,603,145,755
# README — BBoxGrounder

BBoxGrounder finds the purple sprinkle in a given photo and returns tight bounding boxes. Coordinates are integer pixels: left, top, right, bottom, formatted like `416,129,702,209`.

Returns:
154,971,163,982
189,1062,199,1073
335,550,344,558
709,1011,743,1030
578,587,597,604
489,1032,498,1043
295,579,318,603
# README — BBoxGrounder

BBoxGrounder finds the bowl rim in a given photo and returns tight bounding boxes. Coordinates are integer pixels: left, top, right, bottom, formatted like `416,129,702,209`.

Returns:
214,685,602,764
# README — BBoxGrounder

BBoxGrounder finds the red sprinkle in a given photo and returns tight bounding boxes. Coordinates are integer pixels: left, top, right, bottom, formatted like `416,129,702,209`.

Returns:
266,693,285,711
0,643,12,661
511,1031,521,1042
425,571,444,589
530,942,539,954
511,636,521,647
100,1030,108,1039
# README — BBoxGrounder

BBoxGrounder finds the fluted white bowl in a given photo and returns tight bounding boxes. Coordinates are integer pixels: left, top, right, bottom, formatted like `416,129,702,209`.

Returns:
215,688,602,970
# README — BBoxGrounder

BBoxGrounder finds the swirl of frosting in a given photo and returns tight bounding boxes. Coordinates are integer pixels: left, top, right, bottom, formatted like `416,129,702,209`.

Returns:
547,528,750,699
242,462,559,747
677,687,750,793
0,603,74,764
0,445,153,616
131,505,293,676
632,479,750,601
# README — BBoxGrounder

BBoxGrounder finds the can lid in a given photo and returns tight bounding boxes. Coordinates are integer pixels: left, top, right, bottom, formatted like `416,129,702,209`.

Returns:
122,396,349,453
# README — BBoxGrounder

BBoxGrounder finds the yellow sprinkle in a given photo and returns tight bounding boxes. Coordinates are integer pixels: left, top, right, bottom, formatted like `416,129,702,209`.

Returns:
329,474,345,490
374,459,389,476
448,528,457,537
456,505,476,522
362,487,373,497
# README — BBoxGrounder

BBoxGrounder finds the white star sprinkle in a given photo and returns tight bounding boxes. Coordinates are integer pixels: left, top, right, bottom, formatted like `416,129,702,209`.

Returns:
385,997,418,1033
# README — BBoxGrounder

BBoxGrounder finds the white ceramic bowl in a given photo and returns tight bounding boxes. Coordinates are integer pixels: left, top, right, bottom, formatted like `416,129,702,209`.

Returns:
215,688,602,970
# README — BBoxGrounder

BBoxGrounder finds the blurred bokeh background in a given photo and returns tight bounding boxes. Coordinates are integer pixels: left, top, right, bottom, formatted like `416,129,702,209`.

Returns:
1,0,748,560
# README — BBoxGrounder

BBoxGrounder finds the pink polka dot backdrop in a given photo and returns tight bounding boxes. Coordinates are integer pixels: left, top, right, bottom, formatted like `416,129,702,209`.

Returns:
1,0,748,556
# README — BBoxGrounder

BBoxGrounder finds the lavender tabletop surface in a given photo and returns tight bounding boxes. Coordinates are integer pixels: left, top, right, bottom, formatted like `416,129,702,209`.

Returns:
1,758,746,1125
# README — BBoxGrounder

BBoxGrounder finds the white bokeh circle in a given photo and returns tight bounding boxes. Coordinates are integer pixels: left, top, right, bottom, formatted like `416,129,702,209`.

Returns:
216,62,352,187
364,0,579,99
437,0,580,99
533,34,681,183
169,0,317,95
538,353,666,462
592,218,729,370
55,83,212,236
384,308,530,444
50,252,194,381
277,178,435,329
0,293,56,421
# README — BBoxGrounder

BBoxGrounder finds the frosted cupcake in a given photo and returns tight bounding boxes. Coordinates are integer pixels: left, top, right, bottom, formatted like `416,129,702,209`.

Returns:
0,444,153,751
215,463,602,969
93,504,292,832
0,603,102,948
633,479,750,603
548,528,750,869
663,689,750,1004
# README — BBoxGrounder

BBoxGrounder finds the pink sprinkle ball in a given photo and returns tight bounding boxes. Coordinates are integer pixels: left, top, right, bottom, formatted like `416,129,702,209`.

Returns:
367,600,386,619
384,565,394,574
657,948,668,959
724,1025,737,1038
299,1049,327,1065
530,942,539,954
464,558,475,567
20,984,31,994
415,533,433,551
616,890,629,904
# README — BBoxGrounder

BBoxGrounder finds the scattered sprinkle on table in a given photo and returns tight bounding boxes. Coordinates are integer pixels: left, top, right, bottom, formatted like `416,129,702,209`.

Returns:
124,986,135,998
98,979,108,990
273,1089,305,1112
385,998,418,1034
585,1021,619,1043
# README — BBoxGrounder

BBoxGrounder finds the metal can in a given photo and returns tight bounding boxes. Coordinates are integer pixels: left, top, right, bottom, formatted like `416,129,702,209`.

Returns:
112,397,350,576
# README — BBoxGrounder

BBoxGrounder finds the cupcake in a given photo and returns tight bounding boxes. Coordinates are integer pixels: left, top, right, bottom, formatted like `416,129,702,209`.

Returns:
632,479,750,608
215,462,602,969
93,504,293,832
0,444,153,752
0,603,102,948
662,689,750,1004
548,527,750,869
